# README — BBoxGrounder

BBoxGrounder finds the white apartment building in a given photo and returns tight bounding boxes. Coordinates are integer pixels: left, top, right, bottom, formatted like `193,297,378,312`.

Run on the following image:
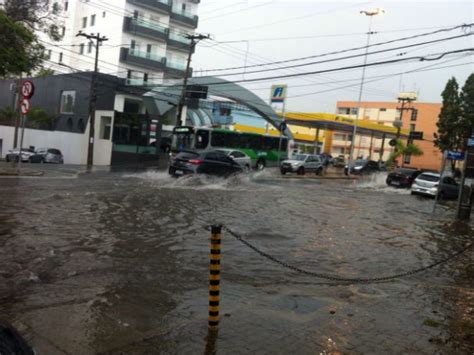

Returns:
40,0,199,85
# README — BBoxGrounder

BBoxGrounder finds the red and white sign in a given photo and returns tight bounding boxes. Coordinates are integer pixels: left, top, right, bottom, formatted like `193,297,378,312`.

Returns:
21,80,35,98
20,98,30,115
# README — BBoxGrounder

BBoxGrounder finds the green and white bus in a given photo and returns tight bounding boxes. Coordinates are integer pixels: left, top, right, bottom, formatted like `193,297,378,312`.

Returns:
170,126,290,170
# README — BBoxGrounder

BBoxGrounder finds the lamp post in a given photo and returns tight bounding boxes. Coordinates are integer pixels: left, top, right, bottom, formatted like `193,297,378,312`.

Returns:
347,8,385,174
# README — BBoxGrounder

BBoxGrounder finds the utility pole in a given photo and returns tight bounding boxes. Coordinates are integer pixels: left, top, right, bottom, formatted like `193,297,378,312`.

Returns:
456,125,474,220
76,31,108,167
396,96,415,167
13,76,22,148
175,33,210,127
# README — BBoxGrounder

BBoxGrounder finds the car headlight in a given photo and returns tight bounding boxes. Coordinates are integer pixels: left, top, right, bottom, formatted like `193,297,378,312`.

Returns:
354,166,363,170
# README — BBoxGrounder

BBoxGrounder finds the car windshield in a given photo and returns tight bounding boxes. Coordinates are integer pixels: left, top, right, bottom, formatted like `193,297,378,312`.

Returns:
293,154,307,161
354,159,366,166
417,174,440,182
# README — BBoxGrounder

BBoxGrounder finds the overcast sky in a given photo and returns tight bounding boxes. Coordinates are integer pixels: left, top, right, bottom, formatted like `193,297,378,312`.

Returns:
192,0,474,113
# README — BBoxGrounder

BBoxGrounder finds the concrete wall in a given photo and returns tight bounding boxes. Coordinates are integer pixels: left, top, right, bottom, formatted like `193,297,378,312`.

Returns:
0,125,88,165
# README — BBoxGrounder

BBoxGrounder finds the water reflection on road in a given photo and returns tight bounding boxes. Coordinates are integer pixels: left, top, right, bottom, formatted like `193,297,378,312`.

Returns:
0,170,472,354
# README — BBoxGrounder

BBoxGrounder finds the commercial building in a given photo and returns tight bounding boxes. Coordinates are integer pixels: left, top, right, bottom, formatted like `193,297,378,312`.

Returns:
41,0,200,84
334,98,443,171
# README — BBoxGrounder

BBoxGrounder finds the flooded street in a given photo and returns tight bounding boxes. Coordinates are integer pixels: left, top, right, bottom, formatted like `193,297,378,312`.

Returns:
0,170,473,354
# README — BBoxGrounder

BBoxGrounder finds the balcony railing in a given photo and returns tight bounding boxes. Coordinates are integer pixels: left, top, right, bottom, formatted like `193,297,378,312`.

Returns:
126,0,171,14
126,79,162,87
123,17,168,41
120,47,167,71
168,32,191,44
166,59,186,71
170,7,198,27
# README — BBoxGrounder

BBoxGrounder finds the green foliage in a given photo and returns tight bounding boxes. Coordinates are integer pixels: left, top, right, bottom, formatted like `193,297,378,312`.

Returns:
387,139,423,167
37,67,55,77
460,73,474,137
26,107,55,130
434,77,465,152
0,10,45,77
0,106,18,126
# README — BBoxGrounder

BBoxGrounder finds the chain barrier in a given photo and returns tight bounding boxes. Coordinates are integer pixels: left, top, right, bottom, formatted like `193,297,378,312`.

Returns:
221,225,473,284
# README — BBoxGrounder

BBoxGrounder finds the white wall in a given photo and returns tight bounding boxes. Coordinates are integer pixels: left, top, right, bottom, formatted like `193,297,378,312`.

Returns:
0,125,88,165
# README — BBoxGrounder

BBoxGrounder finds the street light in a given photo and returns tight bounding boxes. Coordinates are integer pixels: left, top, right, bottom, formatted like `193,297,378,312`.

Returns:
347,8,385,174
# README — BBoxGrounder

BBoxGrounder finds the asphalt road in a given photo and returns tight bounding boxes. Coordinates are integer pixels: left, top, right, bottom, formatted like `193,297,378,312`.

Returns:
0,168,472,354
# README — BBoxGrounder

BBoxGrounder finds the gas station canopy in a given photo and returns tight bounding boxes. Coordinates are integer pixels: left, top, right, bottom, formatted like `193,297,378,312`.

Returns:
284,112,409,139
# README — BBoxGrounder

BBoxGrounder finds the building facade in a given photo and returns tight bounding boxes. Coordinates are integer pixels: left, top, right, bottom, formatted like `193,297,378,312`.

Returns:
41,0,199,85
334,99,443,171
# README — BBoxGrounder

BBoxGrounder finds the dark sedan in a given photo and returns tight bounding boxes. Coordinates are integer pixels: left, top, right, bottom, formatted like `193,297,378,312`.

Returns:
344,159,381,175
168,150,243,177
386,168,421,188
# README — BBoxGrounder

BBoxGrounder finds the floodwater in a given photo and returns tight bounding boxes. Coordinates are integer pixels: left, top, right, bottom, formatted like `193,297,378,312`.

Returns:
0,169,472,354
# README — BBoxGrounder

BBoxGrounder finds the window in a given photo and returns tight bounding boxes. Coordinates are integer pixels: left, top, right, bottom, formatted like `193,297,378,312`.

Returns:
337,107,350,115
350,108,358,115
127,70,132,79
231,151,245,158
211,131,227,147
90,14,96,26
130,40,136,49
380,108,387,112
411,109,418,121
82,16,87,28
146,44,152,58
64,1,68,11
334,134,346,141
59,52,63,62
102,11,106,17
143,73,148,83
100,116,112,140
195,130,209,149
60,91,76,114
182,3,186,10
88,41,93,54
409,124,416,132
79,43,84,54
46,49,52,59
61,26,65,36
403,154,411,164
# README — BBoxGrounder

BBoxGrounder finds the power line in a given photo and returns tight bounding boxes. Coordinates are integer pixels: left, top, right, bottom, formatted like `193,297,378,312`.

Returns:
202,33,473,78
200,1,275,22
199,23,474,73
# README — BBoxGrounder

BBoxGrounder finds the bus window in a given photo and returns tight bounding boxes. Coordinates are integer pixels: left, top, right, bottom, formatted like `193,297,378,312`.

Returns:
226,132,240,148
195,129,209,149
211,131,227,147
171,132,193,152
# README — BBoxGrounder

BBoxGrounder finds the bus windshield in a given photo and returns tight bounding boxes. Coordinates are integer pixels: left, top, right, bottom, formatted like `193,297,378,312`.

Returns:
171,127,194,152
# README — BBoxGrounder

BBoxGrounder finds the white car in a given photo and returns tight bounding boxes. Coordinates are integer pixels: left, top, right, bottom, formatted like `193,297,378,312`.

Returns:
411,172,440,197
280,154,323,175
216,149,252,172
5,148,35,162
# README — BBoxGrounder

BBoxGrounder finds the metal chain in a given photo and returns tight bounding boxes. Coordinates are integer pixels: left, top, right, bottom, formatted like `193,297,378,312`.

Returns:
221,225,473,284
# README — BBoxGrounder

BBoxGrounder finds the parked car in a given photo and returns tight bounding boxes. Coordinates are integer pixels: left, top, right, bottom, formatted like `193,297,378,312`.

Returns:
168,150,243,177
344,159,381,175
5,148,35,162
29,148,64,164
411,173,460,199
386,168,421,188
280,154,323,175
333,155,346,168
215,149,251,172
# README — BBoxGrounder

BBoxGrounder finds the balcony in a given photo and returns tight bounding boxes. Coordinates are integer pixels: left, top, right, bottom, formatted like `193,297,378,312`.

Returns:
126,79,163,87
167,31,194,52
170,7,198,28
188,0,200,3
126,0,171,14
120,47,167,71
164,59,192,78
123,17,168,41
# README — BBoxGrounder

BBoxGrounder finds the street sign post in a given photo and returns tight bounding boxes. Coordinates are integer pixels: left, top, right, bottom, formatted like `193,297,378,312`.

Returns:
21,80,35,98
20,98,30,115
446,150,465,161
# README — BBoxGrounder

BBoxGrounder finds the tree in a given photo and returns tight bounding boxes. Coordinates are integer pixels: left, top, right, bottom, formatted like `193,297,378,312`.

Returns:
37,67,55,77
26,107,55,130
0,10,45,77
434,77,464,153
460,73,474,139
0,107,18,126
387,139,423,168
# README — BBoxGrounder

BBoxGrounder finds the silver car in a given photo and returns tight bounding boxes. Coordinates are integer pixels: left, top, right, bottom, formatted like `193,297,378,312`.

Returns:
29,148,64,164
411,172,440,197
216,149,252,172
5,148,35,162
280,154,323,175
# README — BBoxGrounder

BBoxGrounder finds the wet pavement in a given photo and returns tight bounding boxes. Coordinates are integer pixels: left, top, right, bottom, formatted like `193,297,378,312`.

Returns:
0,168,473,354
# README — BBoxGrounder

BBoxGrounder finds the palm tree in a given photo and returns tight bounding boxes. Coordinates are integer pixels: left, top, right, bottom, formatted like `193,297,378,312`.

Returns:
387,139,423,168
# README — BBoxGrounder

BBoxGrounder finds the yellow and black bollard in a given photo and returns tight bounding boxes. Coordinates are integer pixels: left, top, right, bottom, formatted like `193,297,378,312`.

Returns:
208,225,222,331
